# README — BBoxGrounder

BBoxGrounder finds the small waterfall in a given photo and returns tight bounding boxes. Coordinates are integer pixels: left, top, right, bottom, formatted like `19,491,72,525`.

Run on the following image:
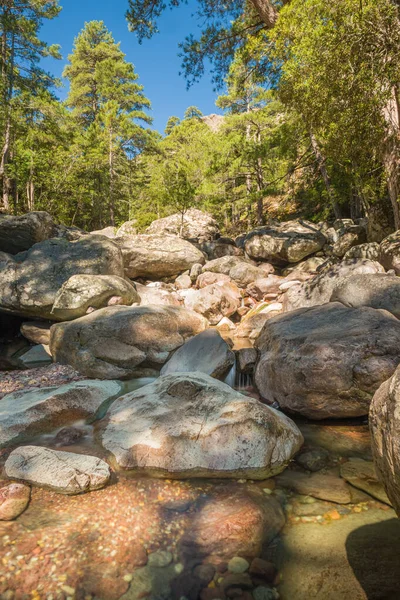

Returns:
237,371,253,391
224,359,237,388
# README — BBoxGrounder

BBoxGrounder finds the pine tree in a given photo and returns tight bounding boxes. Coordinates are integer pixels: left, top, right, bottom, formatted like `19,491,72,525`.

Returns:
63,21,152,226
0,0,61,211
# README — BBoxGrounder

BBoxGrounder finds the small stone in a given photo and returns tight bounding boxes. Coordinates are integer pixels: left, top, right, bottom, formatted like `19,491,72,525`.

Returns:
60,586,75,596
228,557,250,574
193,564,216,585
295,447,330,472
0,483,31,520
253,586,280,600
221,573,253,593
147,550,173,568
249,558,277,584
123,574,133,582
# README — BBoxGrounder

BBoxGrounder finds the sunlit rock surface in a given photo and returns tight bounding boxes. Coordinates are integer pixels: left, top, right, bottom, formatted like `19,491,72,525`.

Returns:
160,330,235,380
98,372,303,478
50,305,208,379
5,446,111,494
255,303,400,419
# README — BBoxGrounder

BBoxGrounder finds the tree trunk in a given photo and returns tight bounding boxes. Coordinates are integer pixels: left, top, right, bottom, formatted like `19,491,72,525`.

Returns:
383,86,400,229
310,133,341,219
248,0,279,27
108,128,115,226
0,30,14,212
246,101,252,228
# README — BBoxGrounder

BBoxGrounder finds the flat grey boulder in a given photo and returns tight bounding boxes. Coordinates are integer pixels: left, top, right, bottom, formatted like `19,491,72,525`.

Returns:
19,344,52,368
183,281,241,325
116,234,205,279
0,211,57,254
255,303,400,419
0,235,124,319
146,208,219,242
370,364,400,515
5,446,111,494
160,330,235,379
50,305,208,379
283,259,384,312
0,380,123,447
244,221,326,265
51,274,139,320
331,273,400,318
98,372,303,478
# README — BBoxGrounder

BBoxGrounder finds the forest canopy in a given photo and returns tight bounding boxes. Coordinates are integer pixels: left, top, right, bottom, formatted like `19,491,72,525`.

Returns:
0,0,399,235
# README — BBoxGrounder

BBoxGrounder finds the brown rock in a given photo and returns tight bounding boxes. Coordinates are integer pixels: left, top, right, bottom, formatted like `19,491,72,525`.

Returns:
275,470,353,504
0,483,30,520
370,364,400,515
249,558,277,584
179,485,285,562
255,303,400,419
20,321,51,345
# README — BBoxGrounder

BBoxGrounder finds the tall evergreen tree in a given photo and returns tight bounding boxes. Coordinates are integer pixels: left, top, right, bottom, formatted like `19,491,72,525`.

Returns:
0,0,61,211
63,21,152,225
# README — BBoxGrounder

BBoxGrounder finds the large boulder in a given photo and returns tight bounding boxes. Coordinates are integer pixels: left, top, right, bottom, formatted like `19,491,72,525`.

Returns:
0,235,124,319
160,330,235,379
115,234,205,280
283,259,384,312
244,221,326,265
255,303,400,419
0,380,123,447
5,446,111,494
183,281,241,325
0,211,57,254
51,274,139,320
146,208,219,241
370,365,400,515
379,230,400,274
50,305,208,379
331,273,400,318
98,372,303,478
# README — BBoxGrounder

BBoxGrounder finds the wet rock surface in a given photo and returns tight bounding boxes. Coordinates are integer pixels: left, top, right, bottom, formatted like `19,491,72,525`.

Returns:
0,379,123,447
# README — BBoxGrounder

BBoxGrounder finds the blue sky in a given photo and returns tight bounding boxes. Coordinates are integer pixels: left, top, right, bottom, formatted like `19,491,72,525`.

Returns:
40,0,223,134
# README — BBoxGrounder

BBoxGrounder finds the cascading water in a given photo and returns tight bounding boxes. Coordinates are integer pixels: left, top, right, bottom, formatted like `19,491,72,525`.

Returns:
224,359,237,387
